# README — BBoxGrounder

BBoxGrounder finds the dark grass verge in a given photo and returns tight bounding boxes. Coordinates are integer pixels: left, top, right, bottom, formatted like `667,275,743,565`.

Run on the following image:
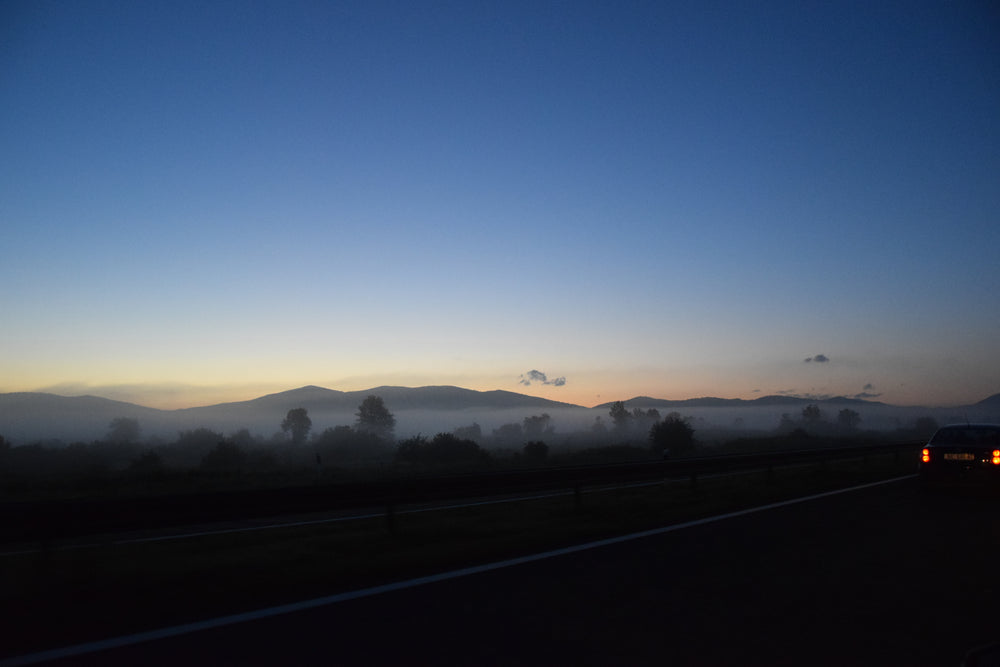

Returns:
0,454,915,659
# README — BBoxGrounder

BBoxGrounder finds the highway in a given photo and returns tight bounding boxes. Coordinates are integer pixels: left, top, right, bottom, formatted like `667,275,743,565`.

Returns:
10,476,999,666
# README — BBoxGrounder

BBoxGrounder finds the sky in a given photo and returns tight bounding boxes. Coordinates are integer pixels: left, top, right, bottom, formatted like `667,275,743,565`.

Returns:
1,1,998,410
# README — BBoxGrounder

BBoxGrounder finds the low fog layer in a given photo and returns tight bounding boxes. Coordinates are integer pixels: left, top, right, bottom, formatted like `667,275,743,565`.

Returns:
1,387,998,446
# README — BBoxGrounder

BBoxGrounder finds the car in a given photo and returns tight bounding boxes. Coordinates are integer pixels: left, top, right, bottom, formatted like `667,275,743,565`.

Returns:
919,424,1000,490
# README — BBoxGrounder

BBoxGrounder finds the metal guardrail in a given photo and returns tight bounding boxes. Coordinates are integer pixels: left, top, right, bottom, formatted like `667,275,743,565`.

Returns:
0,442,922,543
379,440,921,496
652,440,921,480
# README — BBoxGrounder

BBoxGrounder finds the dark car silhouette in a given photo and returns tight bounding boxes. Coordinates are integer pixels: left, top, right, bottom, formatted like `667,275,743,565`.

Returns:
919,424,1000,490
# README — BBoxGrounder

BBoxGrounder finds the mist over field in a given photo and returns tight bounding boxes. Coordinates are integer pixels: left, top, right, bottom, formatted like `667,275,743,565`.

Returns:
2,386,997,447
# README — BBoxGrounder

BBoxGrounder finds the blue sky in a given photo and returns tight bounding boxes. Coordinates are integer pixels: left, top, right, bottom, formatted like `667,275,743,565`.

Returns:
2,1,998,409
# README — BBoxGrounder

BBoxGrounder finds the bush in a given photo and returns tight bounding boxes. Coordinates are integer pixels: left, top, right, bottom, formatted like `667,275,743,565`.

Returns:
523,441,549,463
128,451,165,478
200,441,247,474
649,413,696,457
315,426,389,467
395,433,490,467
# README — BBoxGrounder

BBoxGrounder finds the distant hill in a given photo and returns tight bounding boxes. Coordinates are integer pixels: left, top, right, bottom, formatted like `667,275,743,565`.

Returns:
0,385,585,444
593,395,886,410
975,393,1000,410
0,393,164,443
1,385,996,444
176,385,579,415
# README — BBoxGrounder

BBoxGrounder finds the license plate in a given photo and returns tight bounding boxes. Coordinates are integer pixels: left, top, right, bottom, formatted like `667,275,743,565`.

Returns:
944,453,976,461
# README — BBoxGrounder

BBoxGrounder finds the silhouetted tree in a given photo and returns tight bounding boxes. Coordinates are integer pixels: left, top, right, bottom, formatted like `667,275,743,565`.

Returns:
314,425,387,465
591,417,607,434
523,440,549,463
170,428,225,467
201,441,247,473
229,428,257,448
107,417,141,444
395,434,428,464
176,428,224,449
431,433,487,462
492,422,524,445
355,395,395,441
453,423,482,442
395,433,489,466
608,403,663,439
649,412,695,457
609,401,630,433
281,408,312,445
778,413,796,432
802,404,823,424
246,449,279,472
523,413,554,439
837,409,861,430
128,450,164,478
314,425,356,446
632,408,661,435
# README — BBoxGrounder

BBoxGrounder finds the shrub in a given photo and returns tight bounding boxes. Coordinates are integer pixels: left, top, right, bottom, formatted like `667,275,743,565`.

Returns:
523,441,549,463
649,413,696,457
395,433,490,467
200,441,247,474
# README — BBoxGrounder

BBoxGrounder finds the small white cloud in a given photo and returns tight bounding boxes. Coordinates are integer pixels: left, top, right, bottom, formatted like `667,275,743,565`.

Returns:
518,369,566,387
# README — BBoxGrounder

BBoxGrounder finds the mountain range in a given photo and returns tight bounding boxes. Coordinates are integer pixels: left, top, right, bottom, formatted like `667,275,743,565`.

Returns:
1,385,998,445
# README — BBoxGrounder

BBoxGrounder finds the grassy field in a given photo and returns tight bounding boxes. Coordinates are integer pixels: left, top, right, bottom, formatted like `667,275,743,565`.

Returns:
0,451,918,658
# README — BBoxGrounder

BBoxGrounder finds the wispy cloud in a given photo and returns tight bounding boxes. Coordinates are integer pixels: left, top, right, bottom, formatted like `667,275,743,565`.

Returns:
804,354,830,363
518,369,566,387
853,383,882,400
776,388,833,400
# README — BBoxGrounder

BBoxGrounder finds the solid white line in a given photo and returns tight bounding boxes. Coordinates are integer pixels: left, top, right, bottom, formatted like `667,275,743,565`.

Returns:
0,474,916,666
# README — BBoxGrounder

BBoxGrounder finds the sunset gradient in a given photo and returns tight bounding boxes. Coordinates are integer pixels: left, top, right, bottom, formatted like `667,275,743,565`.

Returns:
2,1,998,409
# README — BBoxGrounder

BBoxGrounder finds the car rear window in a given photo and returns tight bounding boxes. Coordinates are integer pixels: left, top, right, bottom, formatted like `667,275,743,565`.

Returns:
930,427,1000,446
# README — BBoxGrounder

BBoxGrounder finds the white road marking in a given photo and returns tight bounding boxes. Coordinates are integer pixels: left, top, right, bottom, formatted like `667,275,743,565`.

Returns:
0,474,916,666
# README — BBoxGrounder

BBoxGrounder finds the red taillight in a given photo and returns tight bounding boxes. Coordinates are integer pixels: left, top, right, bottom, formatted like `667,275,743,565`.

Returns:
921,448,930,463
992,450,1000,466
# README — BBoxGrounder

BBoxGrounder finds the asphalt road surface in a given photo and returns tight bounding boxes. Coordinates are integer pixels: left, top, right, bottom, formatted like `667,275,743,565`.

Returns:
16,476,1000,666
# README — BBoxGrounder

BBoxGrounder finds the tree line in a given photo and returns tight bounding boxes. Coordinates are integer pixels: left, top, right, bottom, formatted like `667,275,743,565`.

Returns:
0,395,702,491
1,395,943,501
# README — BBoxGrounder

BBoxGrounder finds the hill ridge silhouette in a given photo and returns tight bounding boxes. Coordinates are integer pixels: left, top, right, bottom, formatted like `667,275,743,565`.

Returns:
2,385,997,444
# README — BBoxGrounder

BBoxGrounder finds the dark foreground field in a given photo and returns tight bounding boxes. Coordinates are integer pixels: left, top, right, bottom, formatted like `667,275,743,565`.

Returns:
6,452,988,665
